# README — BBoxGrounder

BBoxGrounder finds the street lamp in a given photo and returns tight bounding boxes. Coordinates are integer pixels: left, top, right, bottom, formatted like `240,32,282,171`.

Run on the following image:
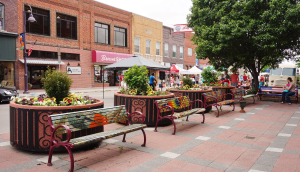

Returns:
23,5,36,93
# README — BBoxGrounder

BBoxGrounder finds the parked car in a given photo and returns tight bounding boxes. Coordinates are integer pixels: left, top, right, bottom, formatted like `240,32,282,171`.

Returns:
0,89,18,102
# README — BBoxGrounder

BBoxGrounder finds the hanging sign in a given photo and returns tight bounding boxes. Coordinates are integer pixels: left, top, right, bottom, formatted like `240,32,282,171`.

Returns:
20,33,25,50
173,24,193,33
67,67,81,75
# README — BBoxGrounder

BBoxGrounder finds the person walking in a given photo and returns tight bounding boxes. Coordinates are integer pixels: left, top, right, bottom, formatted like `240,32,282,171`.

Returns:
195,75,199,84
230,71,239,87
281,77,296,105
175,75,180,86
149,73,156,90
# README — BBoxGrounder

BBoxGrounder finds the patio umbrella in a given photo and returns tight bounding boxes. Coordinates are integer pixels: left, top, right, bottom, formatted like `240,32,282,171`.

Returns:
104,55,169,70
182,66,202,76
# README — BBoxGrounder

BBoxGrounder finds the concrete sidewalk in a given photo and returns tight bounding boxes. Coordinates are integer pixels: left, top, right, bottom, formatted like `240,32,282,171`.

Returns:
0,100,300,172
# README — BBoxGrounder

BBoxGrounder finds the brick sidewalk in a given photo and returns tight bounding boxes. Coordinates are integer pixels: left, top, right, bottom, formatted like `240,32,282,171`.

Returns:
0,100,300,172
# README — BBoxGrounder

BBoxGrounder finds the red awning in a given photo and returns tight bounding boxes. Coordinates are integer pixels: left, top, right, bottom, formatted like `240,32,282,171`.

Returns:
170,65,179,73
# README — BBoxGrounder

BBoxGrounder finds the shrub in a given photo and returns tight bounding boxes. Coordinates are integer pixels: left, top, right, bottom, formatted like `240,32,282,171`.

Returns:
42,67,73,104
183,77,193,88
124,65,149,95
202,67,218,84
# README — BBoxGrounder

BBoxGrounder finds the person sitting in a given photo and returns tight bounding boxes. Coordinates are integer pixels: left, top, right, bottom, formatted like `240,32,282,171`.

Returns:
259,79,264,89
281,77,296,105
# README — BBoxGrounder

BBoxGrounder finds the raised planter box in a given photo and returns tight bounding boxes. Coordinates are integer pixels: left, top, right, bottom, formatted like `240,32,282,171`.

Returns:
10,99,104,152
114,92,174,126
211,86,235,100
169,89,213,113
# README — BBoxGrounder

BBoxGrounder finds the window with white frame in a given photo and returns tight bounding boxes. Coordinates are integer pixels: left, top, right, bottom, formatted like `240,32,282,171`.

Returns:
0,3,4,30
156,42,160,55
134,37,140,53
146,40,151,54
173,45,176,57
164,43,169,57
188,48,192,56
180,46,184,58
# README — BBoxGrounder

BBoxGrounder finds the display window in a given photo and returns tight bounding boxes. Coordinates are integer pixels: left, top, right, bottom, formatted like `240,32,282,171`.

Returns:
0,62,14,87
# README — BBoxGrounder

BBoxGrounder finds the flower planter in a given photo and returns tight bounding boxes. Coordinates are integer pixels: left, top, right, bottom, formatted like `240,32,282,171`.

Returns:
114,92,174,126
169,89,213,113
9,99,104,152
211,86,235,100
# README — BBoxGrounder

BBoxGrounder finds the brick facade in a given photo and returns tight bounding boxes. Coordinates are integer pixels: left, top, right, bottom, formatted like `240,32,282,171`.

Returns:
162,26,185,68
4,0,132,90
184,32,196,69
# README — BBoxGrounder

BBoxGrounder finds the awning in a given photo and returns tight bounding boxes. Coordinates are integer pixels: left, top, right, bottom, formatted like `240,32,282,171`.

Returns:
19,59,65,65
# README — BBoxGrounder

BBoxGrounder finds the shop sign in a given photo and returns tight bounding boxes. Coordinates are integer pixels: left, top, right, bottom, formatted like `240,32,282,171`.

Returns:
92,50,132,64
173,24,193,33
67,67,81,75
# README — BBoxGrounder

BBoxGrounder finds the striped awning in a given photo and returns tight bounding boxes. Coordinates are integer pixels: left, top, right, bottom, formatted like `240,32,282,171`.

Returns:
19,59,65,65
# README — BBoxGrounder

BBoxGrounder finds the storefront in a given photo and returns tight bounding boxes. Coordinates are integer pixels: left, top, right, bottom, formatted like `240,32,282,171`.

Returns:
92,50,132,87
0,31,18,89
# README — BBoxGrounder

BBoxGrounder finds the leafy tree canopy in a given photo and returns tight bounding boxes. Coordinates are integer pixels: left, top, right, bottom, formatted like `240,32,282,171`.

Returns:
188,0,300,89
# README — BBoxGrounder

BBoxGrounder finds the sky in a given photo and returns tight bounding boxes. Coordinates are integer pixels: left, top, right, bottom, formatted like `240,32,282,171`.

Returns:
95,0,193,27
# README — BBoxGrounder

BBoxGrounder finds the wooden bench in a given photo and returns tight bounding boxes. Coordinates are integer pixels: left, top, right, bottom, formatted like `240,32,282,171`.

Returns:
258,86,298,103
231,88,256,103
202,90,235,117
154,96,206,135
47,105,147,172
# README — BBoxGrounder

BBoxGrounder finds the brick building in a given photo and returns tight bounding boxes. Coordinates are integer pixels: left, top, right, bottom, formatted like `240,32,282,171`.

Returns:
184,32,196,70
2,0,132,89
132,14,163,79
162,26,185,68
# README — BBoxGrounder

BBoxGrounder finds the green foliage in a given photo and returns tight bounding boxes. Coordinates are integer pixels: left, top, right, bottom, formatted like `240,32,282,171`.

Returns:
42,67,73,104
183,77,193,88
124,65,149,95
188,0,300,91
202,67,218,84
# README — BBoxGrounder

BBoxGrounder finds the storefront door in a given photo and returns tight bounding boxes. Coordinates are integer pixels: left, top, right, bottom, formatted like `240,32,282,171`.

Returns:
28,66,47,89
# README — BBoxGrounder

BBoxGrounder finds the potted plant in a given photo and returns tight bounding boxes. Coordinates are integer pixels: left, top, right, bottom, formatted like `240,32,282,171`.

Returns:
28,83,32,90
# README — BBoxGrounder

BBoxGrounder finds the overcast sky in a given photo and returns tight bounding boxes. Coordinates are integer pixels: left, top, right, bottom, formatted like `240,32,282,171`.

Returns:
95,0,193,27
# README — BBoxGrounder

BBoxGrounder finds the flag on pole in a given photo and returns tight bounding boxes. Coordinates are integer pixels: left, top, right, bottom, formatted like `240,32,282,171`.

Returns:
20,33,25,50
27,40,37,57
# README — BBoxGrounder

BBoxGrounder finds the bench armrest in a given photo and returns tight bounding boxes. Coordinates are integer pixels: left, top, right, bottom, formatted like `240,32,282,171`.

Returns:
190,99,203,108
127,111,146,125
50,125,73,147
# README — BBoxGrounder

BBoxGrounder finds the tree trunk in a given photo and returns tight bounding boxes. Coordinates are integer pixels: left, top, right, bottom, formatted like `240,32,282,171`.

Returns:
249,68,259,93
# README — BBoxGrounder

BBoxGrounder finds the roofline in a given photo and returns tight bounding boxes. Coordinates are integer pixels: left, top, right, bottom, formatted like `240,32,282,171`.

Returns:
132,13,163,23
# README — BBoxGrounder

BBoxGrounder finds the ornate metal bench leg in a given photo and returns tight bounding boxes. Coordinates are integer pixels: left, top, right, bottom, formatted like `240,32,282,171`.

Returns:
202,112,205,123
154,118,161,132
186,116,189,121
64,145,74,172
122,133,127,142
171,118,176,135
232,103,235,111
216,106,220,117
141,128,146,147
47,145,55,166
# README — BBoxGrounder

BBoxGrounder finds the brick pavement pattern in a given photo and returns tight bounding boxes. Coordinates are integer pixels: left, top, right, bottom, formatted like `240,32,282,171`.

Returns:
0,100,300,172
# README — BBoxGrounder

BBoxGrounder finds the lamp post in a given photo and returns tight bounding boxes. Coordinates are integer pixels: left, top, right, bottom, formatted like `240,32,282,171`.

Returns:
23,5,36,94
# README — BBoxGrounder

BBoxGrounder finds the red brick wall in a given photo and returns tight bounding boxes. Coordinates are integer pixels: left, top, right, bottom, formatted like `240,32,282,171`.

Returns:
1,0,18,33
13,0,132,90
184,32,196,69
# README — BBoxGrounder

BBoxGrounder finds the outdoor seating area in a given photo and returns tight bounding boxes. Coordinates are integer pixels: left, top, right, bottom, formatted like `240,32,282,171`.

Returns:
258,86,299,103
231,88,257,104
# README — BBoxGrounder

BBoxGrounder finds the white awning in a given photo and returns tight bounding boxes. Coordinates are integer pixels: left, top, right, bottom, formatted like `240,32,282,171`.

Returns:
19,59,65,65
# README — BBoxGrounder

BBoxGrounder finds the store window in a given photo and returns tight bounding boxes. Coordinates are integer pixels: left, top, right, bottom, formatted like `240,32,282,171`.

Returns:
146,40,151,54
156,42,160,56
0,62,14,87
134,37,140,53
180,47,184,58
56,13,77,40
25,6,50,35
188,48,192,56
164,43,169,57
95,22,110,44
114,27,127,47
30,50,80,61
173,45,176,58
94,65,121,86
0,3,4,30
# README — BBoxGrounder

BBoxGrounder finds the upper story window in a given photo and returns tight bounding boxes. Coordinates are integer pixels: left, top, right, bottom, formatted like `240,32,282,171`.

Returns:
156,42,160,56
114,27,127,47
30,50,80,61
25,6,50,35
188,48,193,56
56,13,77,40
173,45,176,58
180,46,184,58
164,43,169,57
95,23,110,44
146,40,151,54
134,37,140,53
0,3,4,30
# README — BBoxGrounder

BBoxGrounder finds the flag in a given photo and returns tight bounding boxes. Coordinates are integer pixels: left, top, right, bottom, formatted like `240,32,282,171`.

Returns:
20,33,25,50
27,40,37,57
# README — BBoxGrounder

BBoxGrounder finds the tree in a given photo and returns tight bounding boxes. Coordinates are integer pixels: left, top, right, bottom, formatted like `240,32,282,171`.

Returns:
188,0,300,90
202,67,218,84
